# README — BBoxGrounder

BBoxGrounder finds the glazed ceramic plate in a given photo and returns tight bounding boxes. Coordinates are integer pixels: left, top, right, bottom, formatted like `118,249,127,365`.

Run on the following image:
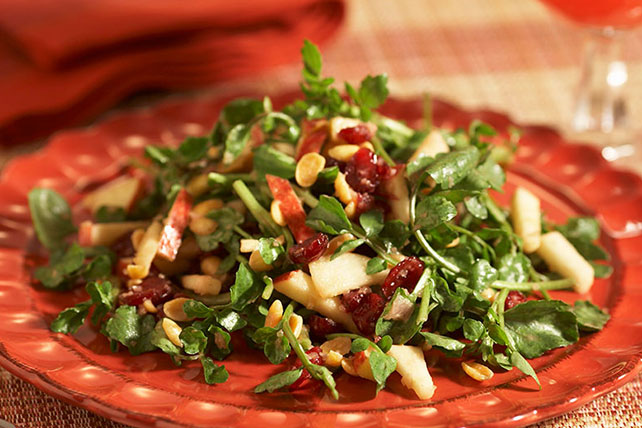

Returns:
1,93,641,428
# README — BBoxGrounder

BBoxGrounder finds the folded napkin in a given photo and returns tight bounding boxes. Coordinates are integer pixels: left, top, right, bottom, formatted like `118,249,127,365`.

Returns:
0,0,345,145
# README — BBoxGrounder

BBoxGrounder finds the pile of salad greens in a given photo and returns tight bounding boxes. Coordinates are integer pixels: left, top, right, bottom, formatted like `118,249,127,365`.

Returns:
28,41,611,399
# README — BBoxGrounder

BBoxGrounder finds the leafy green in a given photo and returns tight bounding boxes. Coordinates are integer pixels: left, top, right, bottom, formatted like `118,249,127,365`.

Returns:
498,253,531,283
470,260,498,291
257,238,285,265
306,195,352,234
419,331,466,357
331,239,365,260
254,369,303,393
366,257,388,274
183,300,214,319
28,188,76,251
412,147,480,189
50,301,92,334
201,356,229,384
573,300,610,332
195,208,244,251
180,327,208,355
230,264,262,311
360,210,385,237
34,243,85,288
414,196,457,231
369,350,397,393
253,145,297,179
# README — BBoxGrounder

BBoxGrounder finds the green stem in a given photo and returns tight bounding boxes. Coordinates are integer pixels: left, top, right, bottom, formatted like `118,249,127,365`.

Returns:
483,193,513,234
449,223,496,262
351,229,398,266
233,226,252,239
208,172,253,187
184,292,231,307
491,278,573,292
495,289,510,329
292,185,319,208
416,275,435,323
371,136,396,167
232,180,281,237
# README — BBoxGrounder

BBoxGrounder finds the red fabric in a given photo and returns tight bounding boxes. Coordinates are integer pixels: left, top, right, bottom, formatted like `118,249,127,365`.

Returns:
0,0,345,145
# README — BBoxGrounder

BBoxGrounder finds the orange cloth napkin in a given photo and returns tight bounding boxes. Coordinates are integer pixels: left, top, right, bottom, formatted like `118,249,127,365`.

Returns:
0,0,345,145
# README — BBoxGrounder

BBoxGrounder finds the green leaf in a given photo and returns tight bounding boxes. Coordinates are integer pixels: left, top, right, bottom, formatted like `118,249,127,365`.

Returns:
82,254,113,282
556,217,600,242
380,220,410,249
183,300,213,319
50,302,91,334
369,350,397,393
360,210,384,237
498,253,531,283
230,263,262,311
221,98,264,126
590,262,613,278
301,39,323,79
223,123,252,165
418,331,466,357
357,74,389,110
86,281,114,325
504,300,579,358
463,318,485,341
180,326,208,355
330,239,365,260
195,208,244,251
415,147,481,189
150,320,181,355
208,325,232,360
128,314,157,356
377,335,393,353
95,206,127,223
509,350,540,387
28,188,76,250
201,356,229,384
317,166,339,183
568,238,609,261
263,332,291,364
366,257,388,275
470,259,498,291
573,300,610,332
464,196,488,220
35,243,85,289
415,196,457,231
351,337,371,353
178,136,209,164
254,368,303,393
306,195,353,234
253,145,297,179
463,157,506,191
215,309,248,332
257,238,285,265
104,306,142,348
144,146,174,166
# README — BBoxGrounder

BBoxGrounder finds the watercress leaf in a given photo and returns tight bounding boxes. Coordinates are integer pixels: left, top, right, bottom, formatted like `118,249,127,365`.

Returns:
358,74,389,109
487,323,510,347
464,196,488,219
375,287,419,339
380,220,410,250
50,301,91,334
257,238,285,265
35,243,85,289
95,206,127,223
82,254,113,282
208,325,232,360
415,196,457,231
254,368,303,393
201,356,229,384
470,259,499,291
498,253,531,283
183,300,213,319
509,350,541,388
86,281,114,325
28,188,76,251
360,210,384,237
567,238,609,261
230,263,262,311
301,39,322,79
377,335,393,353
463,318,485,341
253,145,297,179
418,331,466,357
144,146,174,166
590,262,613,278
317,166,339,183
221,98,264,126
504,300,579,358
128,314,157,355
573,300,610,332
420,147,481,189
223,123,252,165
331,239,366,260
366,257,387,275
351,337,371,353
459,157,505,191
180,326,208,355
150,320,181,355
556,217,600,242
431,277,466,312
178,136,209,164
369,350,397,392
104,305,142,348
306,195,352,234
264,332,291,364
196,208,244,251
215,309,248,332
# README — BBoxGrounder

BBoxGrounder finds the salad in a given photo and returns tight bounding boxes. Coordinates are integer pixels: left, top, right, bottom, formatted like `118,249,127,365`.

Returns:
28,41,611,401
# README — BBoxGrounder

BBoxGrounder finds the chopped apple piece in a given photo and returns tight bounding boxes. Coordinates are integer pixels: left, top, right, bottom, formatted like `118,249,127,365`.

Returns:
266,174,315,243
127,220,162,279
387,345,436,400
295,119,328,160
82,176,143,214
380,166,410,223
273,270,358,332
157,188,193,261
78,220,149,247
511,187,541,253
309,252,388,298
408,129,449,163
536,231,594,294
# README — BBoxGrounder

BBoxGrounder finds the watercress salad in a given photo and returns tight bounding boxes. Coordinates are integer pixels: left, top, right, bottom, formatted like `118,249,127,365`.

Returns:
29,41,611,400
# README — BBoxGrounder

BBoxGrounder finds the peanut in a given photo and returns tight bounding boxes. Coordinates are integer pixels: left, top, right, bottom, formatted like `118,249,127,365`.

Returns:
295,152,326,188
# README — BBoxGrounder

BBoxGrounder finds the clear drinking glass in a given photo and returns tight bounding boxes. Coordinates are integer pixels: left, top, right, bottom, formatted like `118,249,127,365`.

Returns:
539,0,642,160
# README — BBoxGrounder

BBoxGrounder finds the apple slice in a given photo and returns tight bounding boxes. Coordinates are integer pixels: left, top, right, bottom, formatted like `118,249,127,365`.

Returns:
309,253,388,298
127,220,162,279
295,119,328,160
82,176,143,214
157,188,193,261
387,345,436,400
78,220,149,247
273,270,358,332
265,174,315,243
408,129,449,163
511,187,541,253
380,165,410,224
536,231,594,294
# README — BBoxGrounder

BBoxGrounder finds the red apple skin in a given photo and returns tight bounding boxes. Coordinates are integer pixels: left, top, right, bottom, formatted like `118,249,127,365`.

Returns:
157,188,193,261
295,120,328,161
78,221,93,247
266,175,315,243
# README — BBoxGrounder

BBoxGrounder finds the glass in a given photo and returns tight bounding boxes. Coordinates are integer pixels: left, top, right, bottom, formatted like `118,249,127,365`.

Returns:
539,0,642,160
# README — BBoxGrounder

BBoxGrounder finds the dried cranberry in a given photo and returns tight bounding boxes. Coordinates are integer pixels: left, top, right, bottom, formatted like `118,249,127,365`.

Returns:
308,315,343,341
325,157,347,173
345,148,380,193
351,293,386,336
289,346,325,391
288,233,329,265
381,257,425,299
504,291,526,310
353,193,376,218
110,232,135,258
341,288,371,313
119,275,174,306
338,125,373,144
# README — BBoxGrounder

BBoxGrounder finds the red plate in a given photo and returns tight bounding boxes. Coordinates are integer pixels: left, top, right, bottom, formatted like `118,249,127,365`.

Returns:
1,93,641,428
